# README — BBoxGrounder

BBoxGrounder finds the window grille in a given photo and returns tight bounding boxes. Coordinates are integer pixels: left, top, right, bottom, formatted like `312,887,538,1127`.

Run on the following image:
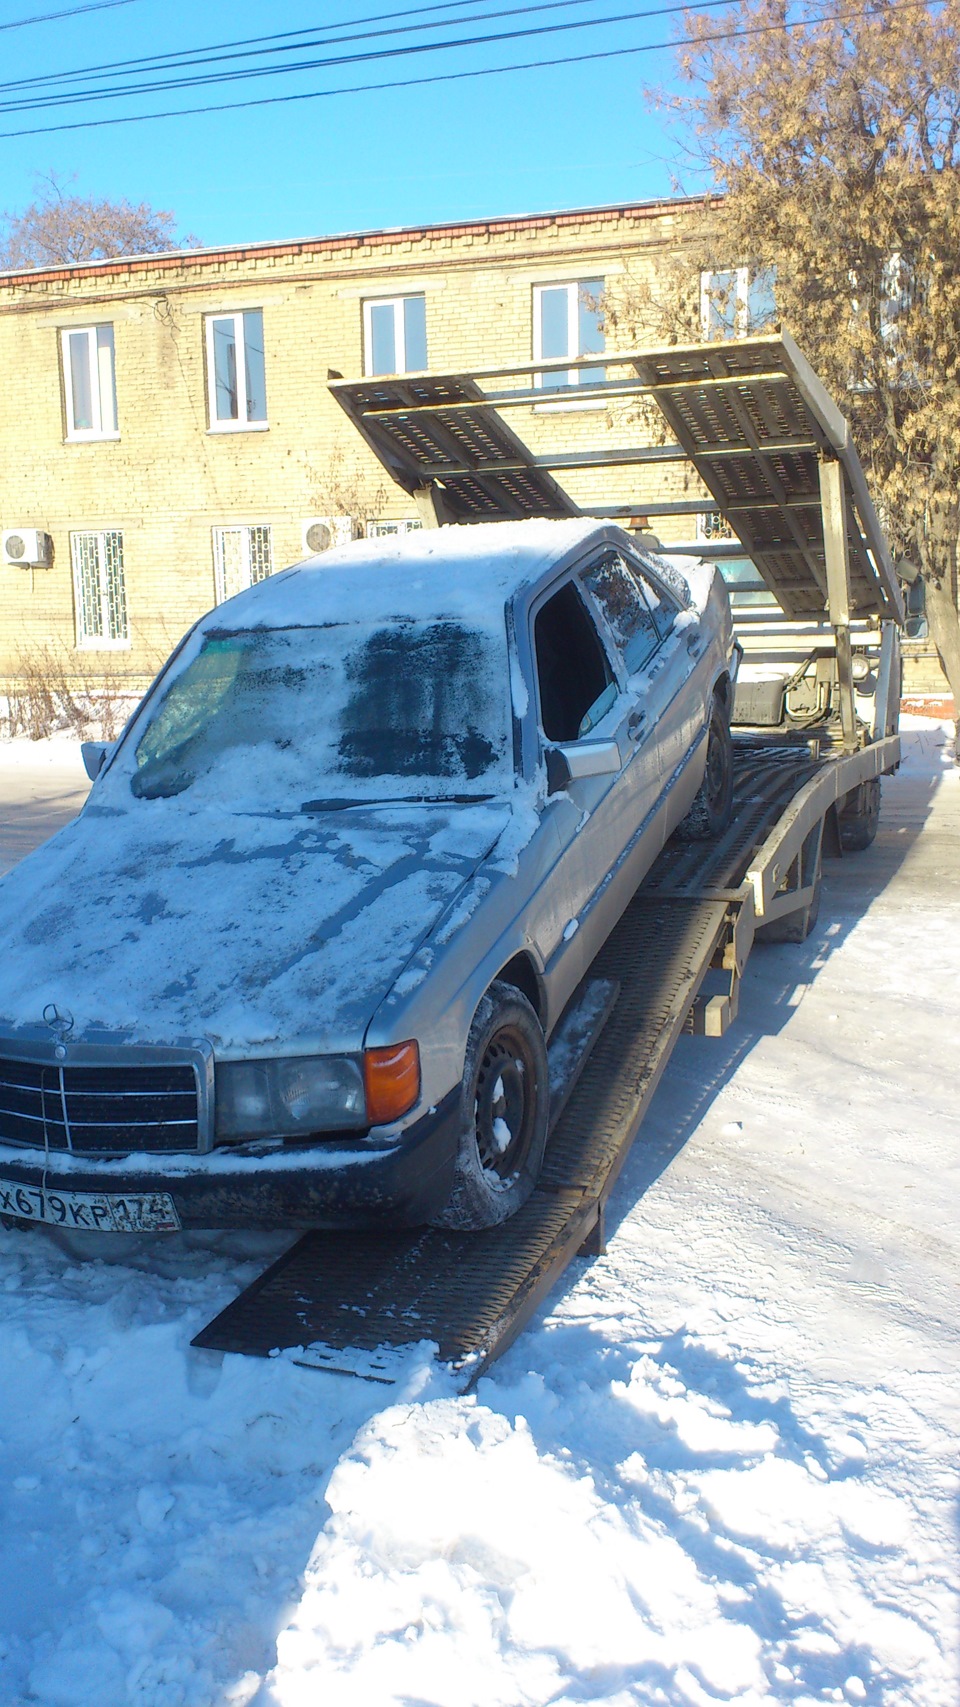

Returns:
70,530,128,647
212,525,274,603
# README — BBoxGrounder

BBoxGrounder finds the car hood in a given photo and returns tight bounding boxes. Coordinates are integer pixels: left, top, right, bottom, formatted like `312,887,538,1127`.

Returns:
0,796,511,1052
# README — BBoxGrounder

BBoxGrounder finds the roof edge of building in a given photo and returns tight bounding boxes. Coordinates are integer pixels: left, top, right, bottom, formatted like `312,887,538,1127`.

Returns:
0,192,716,287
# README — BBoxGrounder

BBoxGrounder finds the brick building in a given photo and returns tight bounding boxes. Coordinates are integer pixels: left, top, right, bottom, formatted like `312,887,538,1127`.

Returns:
0,194,942,703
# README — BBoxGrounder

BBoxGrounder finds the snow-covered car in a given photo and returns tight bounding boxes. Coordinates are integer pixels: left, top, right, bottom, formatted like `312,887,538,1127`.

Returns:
0,519,737,1234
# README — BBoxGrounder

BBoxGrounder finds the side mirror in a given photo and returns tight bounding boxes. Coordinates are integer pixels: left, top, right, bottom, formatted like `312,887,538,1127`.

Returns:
546,739,621,794
81,741,113,781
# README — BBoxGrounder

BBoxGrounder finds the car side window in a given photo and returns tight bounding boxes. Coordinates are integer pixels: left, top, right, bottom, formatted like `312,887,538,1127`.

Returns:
628,559,680,643
583,554,661,675
534,579,617,743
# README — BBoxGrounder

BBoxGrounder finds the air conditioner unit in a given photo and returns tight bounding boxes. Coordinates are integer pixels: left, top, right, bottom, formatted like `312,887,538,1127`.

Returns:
301,516,355,556
3,528,53,567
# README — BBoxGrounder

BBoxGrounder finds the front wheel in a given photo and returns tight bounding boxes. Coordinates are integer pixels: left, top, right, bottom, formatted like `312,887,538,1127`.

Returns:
674,695,734,842
430,981,549,1231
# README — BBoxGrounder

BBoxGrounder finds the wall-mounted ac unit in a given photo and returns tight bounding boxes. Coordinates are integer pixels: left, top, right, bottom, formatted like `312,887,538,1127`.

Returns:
301,516,355,556
2,528,53,567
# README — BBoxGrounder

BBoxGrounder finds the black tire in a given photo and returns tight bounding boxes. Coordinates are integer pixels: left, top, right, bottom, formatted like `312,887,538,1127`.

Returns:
674,695,734,842
431,981,549,1231
839,777,880,852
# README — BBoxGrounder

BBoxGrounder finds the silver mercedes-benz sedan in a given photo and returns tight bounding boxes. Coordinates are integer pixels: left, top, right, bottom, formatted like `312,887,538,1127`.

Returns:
0,518,737,1233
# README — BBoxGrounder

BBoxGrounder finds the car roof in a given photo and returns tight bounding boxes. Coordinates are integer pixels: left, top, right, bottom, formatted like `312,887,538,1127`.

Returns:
202,517,623,633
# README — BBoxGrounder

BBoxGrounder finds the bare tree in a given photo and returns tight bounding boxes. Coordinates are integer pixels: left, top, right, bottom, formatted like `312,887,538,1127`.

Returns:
0,172,199,269
303,446,388,539
640,0,960,714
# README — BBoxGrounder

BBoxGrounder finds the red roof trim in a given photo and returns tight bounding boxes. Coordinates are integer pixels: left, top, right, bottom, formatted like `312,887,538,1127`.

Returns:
0,195,713,288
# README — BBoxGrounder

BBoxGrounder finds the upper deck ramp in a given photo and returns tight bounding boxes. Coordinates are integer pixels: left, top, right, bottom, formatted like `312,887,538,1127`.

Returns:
330,333,902,624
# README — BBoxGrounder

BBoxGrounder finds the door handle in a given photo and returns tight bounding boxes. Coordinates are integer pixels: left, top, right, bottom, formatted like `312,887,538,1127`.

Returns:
627,709,647,740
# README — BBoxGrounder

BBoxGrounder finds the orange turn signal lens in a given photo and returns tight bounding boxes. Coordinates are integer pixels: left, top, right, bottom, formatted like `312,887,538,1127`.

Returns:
363,1040,421,1125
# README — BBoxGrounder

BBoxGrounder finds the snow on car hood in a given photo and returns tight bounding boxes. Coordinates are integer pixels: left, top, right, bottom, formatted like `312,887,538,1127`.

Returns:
0,796,511,1052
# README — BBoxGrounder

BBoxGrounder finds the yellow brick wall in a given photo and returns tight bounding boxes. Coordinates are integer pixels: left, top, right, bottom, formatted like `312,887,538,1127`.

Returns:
0,199,732,693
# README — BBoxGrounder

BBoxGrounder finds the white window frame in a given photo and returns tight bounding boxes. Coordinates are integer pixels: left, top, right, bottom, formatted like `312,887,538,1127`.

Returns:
701,267,750,339
362,295,427,376
212,524,274,603
61,325,119,442
700,267,777,340
532,279,605,406
205,310,268,432
70,529,129,649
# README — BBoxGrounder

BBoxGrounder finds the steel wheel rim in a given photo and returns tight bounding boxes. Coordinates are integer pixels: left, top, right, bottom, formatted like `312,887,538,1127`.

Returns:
474,1026,535,1184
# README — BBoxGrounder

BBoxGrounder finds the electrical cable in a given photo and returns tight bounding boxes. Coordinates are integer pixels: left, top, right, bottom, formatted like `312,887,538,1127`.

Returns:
0,0,934,140
0,3,717,113
2,0,617,92
0,0,140,30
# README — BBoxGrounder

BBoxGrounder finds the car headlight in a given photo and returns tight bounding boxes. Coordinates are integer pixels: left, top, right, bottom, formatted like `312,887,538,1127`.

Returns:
215,1055,366,1140
214,1042,421,1141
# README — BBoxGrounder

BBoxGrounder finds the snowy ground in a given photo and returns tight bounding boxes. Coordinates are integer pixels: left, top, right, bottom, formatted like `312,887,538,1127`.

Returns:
0,722,957,1707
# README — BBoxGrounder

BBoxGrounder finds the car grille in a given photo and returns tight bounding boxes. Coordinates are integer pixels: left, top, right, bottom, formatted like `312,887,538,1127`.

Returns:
0,1055,201,1155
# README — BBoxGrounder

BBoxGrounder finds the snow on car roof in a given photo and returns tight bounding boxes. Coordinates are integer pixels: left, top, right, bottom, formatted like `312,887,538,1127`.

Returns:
203,517,612,632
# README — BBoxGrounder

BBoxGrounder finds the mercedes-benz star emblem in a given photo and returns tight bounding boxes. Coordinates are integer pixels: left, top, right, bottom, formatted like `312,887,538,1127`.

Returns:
43,1003,74,1060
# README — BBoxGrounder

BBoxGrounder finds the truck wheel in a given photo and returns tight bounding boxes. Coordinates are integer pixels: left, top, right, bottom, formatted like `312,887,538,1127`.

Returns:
431,981,548,1231
674,696,734,841
839,777,880,851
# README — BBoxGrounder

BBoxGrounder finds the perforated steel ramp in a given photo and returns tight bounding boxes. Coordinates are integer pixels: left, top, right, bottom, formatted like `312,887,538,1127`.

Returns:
625,334,902,622
329,372,580,522
331,334,902,624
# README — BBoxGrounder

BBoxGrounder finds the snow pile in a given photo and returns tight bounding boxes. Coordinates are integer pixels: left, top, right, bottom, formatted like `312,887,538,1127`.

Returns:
0,720,957,1706
0,1227,442,1706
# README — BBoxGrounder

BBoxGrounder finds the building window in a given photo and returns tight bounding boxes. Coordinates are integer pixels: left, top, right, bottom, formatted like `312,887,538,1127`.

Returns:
366,518,424,538
61,326,118,440
533,280,605,388
697,509,738,543
701,267,777,339
71,530,128,647
205,311,267,429
213,524,273,603
363,295,428,375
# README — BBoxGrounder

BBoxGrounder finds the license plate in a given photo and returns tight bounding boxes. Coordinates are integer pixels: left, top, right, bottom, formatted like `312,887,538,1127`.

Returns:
0,1176,181,1232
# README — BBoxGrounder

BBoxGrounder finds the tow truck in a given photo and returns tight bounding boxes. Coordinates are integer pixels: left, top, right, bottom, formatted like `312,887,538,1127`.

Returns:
193,334,903,1386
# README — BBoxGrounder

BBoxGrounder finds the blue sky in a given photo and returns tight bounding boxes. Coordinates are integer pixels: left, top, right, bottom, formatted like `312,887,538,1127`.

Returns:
0,0,709,248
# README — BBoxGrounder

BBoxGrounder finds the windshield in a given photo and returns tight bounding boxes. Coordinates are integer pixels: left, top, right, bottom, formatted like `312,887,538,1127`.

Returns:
127,620,513,805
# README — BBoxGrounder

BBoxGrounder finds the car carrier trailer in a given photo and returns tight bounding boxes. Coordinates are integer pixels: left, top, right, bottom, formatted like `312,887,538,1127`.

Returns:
193,335,903,1384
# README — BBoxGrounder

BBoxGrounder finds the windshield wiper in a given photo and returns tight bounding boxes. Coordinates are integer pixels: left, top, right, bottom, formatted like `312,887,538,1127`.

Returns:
301,793,495,813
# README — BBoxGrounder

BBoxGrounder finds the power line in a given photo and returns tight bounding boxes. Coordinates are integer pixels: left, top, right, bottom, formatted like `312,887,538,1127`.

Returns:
0,0,732,114
0,0,141,30
0,0,624,96
0,1,934,140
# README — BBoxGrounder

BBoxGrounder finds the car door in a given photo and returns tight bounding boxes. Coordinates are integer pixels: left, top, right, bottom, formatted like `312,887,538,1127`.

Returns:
613,549,706,787
528,569,658,1011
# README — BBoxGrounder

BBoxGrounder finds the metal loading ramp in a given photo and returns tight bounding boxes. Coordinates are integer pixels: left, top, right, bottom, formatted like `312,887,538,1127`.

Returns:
328,372,579,521
624,334,902,622
330,332,903,624
193,746,822,1384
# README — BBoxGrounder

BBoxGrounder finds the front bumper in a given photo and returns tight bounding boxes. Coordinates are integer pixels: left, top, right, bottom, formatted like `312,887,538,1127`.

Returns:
0,1088,460,1231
